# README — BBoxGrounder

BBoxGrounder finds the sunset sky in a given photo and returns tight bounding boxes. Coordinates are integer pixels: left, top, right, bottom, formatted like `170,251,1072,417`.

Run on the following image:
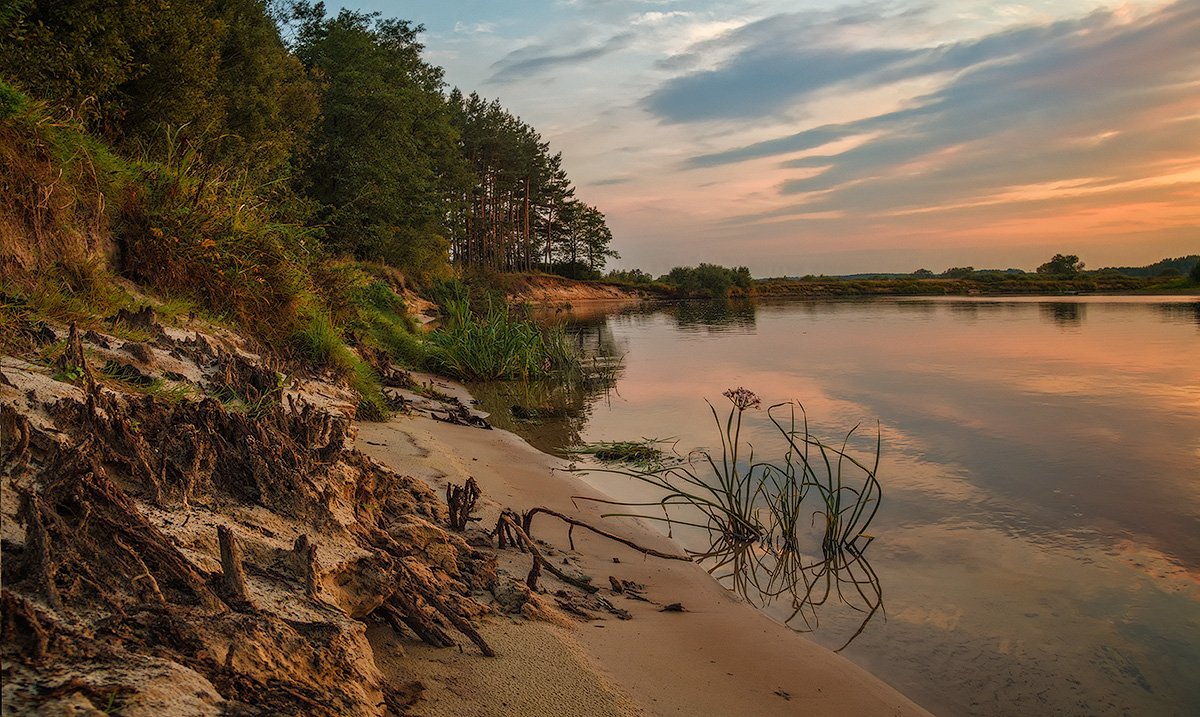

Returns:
362,0,1199,275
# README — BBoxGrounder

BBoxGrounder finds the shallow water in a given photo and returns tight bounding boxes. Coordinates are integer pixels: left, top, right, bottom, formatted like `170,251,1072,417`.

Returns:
471,296,1200,716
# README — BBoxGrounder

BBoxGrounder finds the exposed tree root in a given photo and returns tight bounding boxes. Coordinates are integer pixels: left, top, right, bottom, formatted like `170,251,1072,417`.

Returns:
494,509,599,594
2,324,501,715
446,477,481,531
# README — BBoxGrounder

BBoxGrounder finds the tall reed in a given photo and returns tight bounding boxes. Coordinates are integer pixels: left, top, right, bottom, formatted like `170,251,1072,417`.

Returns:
573,387,885,648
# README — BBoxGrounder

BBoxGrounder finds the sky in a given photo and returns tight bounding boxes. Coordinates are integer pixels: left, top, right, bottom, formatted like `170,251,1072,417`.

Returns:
358,0,1199,276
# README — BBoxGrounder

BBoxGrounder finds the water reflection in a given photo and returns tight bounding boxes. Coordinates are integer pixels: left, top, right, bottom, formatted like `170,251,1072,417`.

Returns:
485,295,1200,717
704,538,883,651
1157,300,1200,328
468,320,626,454
664,298,757,333
1039,301,1086,327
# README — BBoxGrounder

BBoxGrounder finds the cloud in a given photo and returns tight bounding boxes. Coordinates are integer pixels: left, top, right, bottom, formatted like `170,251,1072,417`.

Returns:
645,9,1113,124
453,21,496,35
671,0,1200,232
486,31,635,83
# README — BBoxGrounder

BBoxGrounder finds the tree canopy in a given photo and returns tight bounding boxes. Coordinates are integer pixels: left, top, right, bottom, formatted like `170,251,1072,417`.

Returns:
1036,254,1085,275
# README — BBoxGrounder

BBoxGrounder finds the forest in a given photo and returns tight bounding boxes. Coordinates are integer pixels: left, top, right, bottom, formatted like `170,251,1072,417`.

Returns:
0,0,617,279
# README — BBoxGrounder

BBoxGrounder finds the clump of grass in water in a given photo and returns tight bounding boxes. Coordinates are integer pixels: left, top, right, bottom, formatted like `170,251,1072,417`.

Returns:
565,438,676,470
573,387,884,649
427,296,582,381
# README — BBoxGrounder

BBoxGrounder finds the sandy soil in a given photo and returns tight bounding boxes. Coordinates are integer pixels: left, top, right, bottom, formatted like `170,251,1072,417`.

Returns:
356,398,933,717
505,274,645,305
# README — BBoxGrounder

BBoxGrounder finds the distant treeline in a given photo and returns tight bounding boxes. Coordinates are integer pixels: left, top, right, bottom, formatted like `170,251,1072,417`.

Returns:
793,254,1199,282
0,0,616,279
754,253,1199,297
606,264,753,298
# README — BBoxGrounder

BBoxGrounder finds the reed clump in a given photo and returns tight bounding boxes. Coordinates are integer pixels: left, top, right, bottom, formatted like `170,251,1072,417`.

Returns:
574,387,884,648
427,295,582,381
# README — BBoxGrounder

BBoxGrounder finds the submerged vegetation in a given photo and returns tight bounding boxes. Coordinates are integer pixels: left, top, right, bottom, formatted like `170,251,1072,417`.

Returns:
574,387,884,648
565,438,674,470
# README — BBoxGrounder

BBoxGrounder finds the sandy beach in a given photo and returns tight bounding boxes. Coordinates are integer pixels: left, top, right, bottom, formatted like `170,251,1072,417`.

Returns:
356,379,932,717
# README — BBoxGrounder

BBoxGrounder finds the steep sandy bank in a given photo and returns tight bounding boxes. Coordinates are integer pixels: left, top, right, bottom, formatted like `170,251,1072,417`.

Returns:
356,394,932,717
503,274,645,305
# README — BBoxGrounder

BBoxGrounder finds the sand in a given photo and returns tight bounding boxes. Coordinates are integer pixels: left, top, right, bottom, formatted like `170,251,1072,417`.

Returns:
355,381,933,717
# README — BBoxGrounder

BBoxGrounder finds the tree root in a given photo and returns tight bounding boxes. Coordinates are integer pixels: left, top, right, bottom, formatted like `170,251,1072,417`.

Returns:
446,477,480,531
1,590,52,661
218,525,254,610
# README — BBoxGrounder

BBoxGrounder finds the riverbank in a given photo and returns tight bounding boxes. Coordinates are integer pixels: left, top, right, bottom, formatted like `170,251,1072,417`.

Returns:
355,376,932,716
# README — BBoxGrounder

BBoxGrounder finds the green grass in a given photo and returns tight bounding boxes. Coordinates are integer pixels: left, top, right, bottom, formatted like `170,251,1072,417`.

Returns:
1,92,425,419
427,296,582,381
565,439,674,470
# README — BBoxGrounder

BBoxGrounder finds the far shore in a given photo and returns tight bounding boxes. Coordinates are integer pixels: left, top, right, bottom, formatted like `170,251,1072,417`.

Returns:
355,375,933,717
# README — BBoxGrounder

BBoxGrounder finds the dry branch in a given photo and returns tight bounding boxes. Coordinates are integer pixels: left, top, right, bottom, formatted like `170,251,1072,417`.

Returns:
523,506,690,562
495,510,598,594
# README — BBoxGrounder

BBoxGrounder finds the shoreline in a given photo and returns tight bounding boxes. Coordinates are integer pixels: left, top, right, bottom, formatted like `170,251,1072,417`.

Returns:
355,378,933,716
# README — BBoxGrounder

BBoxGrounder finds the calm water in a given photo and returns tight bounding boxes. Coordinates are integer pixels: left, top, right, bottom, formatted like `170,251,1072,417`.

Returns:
473,296,1200,716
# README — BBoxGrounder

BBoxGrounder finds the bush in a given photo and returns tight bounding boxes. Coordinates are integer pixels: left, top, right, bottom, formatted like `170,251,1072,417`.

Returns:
659,263,753,298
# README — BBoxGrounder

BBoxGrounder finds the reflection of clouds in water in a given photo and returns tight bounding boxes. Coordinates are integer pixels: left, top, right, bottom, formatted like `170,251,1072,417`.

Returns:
543,296,1200,716
1107,539,1200,598
889,602,965,631
830,519,1200,715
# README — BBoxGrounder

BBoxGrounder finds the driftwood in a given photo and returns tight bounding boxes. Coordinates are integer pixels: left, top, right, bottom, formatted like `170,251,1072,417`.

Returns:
522,506,690,562
494,510,598,594
446,477,481,531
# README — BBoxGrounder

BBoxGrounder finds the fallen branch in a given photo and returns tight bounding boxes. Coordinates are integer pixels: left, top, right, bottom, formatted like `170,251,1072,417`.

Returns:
494,510,598,594
523,506,690,562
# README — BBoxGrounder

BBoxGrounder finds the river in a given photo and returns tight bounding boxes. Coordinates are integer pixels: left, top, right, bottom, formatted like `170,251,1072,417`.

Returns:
472,295,1200,716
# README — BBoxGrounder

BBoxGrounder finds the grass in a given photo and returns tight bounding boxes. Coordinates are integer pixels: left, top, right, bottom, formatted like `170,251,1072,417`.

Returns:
572,387,885,648
427,295,582,381
565,439,675,470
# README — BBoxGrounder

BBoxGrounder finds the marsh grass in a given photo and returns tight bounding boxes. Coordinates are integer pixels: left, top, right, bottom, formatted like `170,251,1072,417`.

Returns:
428,296,582,381
573,387,885,648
